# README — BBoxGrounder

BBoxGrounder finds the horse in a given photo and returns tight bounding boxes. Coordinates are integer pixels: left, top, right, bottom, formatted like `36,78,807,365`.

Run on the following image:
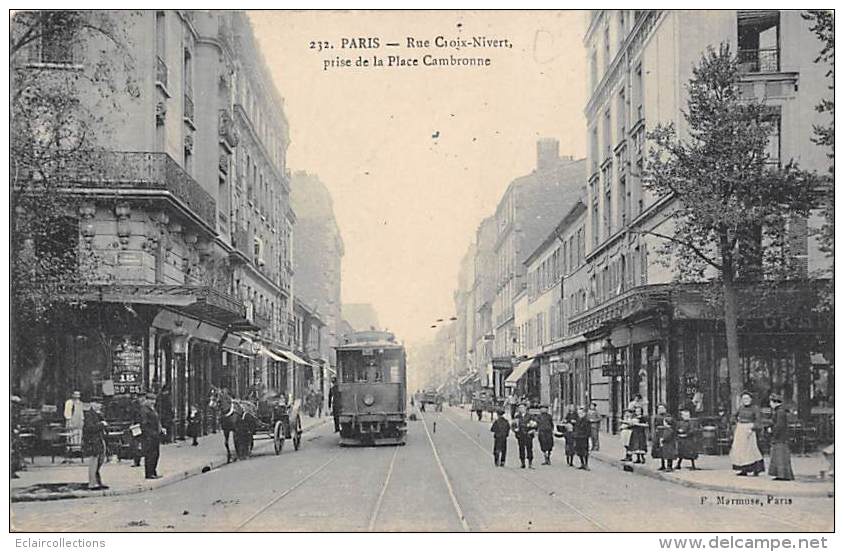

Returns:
208,386,258,462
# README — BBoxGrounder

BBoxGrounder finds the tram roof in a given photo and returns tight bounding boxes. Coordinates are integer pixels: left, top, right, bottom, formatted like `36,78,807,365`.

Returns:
335,340,404,351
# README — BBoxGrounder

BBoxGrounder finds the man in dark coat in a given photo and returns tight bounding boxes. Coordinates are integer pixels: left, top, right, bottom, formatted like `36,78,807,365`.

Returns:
573,406,591,470
328,378,341,432
156,384,173,443
512,403,537,469
140,393,163,479
83,401,108,490
490,409,510,467
536,405,555,465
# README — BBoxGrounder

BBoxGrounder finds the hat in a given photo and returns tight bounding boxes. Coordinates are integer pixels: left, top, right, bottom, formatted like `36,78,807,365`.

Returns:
496,409,505,415
72,390,81,398
769,393,783,403
145,392,157,400
740,390,754,398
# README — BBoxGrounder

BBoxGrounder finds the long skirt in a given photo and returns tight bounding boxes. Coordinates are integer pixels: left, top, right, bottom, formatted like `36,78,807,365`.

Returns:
628,427,647,454
538,431,554,453
768,443,794,480
677,436,699,460
564,433,576,456
730,422,765,473
574,436,589,457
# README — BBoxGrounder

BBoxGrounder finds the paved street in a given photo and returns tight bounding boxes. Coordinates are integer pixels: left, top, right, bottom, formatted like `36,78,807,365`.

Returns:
11,407,832,532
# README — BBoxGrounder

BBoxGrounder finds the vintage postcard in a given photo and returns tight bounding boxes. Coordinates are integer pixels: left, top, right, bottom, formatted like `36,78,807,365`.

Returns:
8,8,835,538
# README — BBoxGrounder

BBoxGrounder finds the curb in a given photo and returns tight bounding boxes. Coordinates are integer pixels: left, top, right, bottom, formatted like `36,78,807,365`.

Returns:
11,419,328,503
588,450,834,498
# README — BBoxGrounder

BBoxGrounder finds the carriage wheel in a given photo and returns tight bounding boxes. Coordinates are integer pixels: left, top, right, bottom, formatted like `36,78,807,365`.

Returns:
293,417,302,451
273,421,285,455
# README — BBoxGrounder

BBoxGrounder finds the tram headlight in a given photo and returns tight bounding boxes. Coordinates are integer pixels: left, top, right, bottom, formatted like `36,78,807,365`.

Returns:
363,394,375,406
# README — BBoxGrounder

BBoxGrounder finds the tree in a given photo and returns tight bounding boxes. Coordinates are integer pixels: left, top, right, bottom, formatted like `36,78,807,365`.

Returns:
10,11,138,399
641,44,816,409
802,10,834,311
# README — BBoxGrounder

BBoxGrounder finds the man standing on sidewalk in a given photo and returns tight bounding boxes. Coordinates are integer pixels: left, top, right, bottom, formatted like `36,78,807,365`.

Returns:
83,401,108,490
140,393,163,480
328,378,341,433
587,402,602,451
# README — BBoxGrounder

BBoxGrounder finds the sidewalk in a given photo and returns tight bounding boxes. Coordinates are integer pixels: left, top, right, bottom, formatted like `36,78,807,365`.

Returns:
11,415,327,502
588,428,834,498
451,405,833,498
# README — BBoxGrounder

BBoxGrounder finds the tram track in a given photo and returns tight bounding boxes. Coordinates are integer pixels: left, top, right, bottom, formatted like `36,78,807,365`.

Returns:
235,454,339,531
366,445,400,531
438,408,609,531
418,408,472,531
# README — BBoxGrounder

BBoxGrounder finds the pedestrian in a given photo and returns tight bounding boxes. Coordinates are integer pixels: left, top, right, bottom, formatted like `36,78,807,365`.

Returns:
186,404,201,446
651,403,668,461
619,409,635,461
328,377,341,432
627,406,648,463
628,393,645,412
659,416,677,472
675,406,700,470
140,392,164,480
767,393,794,481
536,405,555,465
156,383,173,443
82,401,108,490
573,406,591,470
512,403,537,469
508,393,518,419
63,390,84,455
563,404,578,466
490,409,510,467
729,391,765,476
316,389,324,418
586,402,602,451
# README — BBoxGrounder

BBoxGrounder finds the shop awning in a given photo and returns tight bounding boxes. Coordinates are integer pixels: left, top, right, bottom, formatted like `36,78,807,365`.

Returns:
275,348,312,366
505,358,536,387
63,284,259,331
259,346,285,362
458,371,479,385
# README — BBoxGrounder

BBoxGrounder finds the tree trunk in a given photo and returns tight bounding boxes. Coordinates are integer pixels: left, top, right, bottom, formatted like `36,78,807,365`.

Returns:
722,276,742,412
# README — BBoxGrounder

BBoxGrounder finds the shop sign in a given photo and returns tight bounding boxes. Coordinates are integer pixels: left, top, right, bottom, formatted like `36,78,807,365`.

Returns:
112,336,143,395
602,363,625,377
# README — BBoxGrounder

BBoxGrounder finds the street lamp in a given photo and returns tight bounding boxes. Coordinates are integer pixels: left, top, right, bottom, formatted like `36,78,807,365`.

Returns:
172,319,190,440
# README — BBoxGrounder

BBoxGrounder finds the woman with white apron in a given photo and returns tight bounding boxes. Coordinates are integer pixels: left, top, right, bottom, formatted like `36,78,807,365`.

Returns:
729,391,765,476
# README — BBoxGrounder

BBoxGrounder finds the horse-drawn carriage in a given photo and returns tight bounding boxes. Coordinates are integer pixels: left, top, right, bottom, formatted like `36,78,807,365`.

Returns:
209,387,303,462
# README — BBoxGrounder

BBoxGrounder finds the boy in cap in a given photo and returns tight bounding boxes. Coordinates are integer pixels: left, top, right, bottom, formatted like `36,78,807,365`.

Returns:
490,409,510,466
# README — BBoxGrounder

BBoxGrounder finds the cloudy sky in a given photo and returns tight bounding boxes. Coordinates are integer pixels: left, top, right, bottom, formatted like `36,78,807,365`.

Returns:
250,10,587,346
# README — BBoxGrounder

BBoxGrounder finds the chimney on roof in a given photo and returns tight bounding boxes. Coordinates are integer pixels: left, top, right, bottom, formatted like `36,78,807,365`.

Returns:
537,138,560,171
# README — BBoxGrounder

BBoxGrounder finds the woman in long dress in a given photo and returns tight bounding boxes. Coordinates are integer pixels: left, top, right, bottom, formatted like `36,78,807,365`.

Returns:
729,391,765,476
619,409,635,461
767,393,794,480
628,406,649,464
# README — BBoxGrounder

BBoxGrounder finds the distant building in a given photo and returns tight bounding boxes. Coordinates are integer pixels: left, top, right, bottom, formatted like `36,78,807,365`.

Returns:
490,138,586,399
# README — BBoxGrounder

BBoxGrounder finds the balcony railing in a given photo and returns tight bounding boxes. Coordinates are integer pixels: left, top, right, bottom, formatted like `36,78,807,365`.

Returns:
156,56,168,88
61,151,216,230
738,48,780,74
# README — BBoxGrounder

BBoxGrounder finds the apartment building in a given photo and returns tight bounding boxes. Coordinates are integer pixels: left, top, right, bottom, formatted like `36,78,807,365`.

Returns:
579,10,833,431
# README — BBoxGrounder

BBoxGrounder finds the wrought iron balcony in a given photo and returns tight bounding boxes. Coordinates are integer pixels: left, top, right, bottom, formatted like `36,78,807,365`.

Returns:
738,48,780,74
156,56,168,88
59,151,216,230
567,284,672,336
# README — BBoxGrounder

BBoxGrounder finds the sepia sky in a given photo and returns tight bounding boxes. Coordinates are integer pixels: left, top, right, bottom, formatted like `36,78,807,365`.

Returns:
250,10,587,346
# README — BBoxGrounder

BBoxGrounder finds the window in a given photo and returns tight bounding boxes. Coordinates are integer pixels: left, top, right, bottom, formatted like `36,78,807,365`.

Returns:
763,108,782,166
590,49,598,91
591,199,600,248
36,12,76,64
617,88,627,140
183,49,194,123
633,64,644,122
737,11,780,73
639,244,648,284
603,164,613,238
619,175,628,227
618,11,626,47
603,109,612,160
155,12,167,86
590,126,599,175
603,25,611,72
